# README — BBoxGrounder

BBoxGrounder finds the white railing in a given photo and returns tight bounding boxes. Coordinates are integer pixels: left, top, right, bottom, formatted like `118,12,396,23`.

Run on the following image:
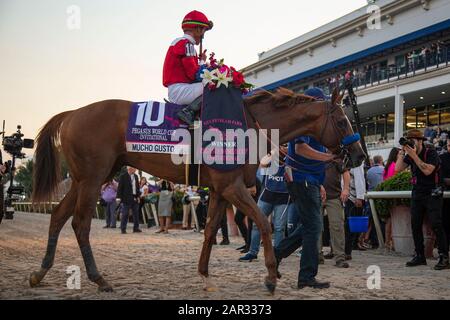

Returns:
365,191,450,249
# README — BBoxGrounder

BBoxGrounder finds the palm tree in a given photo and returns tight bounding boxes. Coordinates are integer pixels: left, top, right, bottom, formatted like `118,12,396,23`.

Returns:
15,160,33,199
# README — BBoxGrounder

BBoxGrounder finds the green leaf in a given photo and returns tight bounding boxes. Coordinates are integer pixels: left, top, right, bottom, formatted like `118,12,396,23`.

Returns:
374,171,412,219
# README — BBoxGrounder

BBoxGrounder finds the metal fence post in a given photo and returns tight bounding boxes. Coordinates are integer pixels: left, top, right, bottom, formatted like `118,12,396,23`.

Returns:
369,199,385,249
150,203,159,227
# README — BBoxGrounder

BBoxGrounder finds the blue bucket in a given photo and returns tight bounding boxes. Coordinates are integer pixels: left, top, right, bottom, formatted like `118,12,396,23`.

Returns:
348,216,369,233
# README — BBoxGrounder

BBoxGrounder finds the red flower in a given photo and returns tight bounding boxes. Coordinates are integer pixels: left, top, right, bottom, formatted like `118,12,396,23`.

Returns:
208,83,217,91
209,52,218,68
232,70,245,87
219,65,230,76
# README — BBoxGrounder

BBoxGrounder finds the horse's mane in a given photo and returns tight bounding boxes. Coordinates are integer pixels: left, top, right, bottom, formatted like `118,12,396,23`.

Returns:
244,87,317,108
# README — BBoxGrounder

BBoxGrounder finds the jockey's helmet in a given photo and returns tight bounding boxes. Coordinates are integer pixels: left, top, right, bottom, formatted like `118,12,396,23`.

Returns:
182,10,213,31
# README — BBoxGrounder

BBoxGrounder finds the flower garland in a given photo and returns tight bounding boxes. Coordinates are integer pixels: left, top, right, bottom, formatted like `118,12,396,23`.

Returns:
198,53,253,94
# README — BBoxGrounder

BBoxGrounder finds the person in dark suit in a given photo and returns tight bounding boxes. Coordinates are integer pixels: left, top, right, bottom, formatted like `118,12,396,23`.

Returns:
117,167,142,234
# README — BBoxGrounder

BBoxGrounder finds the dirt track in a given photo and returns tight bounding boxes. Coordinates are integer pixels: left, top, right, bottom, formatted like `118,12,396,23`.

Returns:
0,212,449,300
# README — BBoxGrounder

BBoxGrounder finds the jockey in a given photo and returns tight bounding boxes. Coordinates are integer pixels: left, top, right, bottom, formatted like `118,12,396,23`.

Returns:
163,10,213,125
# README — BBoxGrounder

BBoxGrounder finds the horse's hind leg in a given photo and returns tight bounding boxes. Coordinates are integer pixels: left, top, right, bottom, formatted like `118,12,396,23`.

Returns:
29,187,78,287
71,180,112,292
198,190,228,292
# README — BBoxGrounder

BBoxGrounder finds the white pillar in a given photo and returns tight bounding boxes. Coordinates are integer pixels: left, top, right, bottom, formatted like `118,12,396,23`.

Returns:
394,86,404,147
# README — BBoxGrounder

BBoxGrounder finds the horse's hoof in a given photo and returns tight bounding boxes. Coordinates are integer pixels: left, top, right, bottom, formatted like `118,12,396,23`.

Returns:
29,272,42,287
98,284,114,292
264,277,276,294
200,275,218,292
203,285,218,292
96,277,113,292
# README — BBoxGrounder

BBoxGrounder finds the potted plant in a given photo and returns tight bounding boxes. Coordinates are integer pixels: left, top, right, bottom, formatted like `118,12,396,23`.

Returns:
375,171,435,257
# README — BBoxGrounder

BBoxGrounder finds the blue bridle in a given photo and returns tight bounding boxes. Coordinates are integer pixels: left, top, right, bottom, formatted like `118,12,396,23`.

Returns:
342,133,361,146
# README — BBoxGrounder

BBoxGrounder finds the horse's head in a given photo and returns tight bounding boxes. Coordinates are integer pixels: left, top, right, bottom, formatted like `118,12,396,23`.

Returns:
244,87,366,169
313,88,366,169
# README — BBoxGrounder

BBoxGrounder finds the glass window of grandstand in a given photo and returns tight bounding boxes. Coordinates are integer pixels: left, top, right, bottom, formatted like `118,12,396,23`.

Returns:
356,104,450,150
403,102,450,131
362,113,395,149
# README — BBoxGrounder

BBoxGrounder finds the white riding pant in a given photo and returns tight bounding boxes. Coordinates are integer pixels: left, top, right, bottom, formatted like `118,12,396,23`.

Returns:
168,83,203,105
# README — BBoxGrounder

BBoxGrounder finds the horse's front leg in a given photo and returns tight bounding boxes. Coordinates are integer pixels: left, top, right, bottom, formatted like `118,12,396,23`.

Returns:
223,183,277,294
198,190,228,292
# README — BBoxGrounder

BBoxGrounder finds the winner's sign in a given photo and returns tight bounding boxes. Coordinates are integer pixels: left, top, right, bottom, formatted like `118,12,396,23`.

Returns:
126,101,189,155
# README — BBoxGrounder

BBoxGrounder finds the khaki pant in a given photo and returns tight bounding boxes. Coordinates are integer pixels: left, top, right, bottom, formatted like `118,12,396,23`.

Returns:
320,198,346,262
182,201,198,228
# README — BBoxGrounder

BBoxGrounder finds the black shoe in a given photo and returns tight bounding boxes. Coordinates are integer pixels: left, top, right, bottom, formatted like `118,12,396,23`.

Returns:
236,245,246,251
103,226,110,229
110,226,116,229
345,255,352,261
121,230,127,234
240,247,249,254
324,253,335,260
133,229,142,233
298,279,330,289
177,108,195,126
406,255,427,267
434,255,450,270
335,260,350,268
220,239,230,245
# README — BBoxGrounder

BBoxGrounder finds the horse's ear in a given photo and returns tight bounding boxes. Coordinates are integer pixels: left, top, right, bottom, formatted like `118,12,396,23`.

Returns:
331,87,344,105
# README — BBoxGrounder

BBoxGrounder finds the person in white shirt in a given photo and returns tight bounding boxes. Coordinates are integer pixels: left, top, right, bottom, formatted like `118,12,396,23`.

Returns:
182,185,197,230
344,163,366,259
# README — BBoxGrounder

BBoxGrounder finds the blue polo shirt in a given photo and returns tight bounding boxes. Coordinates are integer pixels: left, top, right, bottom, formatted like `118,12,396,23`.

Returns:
286,136,326,185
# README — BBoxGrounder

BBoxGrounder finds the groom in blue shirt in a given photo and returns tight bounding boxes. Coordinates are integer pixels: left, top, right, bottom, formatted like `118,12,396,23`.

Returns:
275,87,335,289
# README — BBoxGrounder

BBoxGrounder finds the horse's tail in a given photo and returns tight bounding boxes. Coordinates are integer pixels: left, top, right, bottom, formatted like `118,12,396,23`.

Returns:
32,111,73,202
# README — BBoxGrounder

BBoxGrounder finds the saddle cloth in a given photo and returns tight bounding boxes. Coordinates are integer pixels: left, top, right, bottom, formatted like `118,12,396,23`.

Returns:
126,101,190,155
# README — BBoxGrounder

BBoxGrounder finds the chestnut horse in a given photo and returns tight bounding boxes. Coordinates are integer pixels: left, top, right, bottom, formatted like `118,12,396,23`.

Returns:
30,88,365,294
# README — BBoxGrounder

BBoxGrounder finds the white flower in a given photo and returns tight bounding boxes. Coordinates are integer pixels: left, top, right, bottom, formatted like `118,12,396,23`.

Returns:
200,69,216,87
214,68,233,88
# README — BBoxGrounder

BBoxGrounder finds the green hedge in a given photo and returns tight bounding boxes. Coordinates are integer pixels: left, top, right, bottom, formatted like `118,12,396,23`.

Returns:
374,171,412,220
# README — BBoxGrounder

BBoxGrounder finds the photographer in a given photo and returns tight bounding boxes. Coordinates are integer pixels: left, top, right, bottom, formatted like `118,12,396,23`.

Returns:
396,129,449,270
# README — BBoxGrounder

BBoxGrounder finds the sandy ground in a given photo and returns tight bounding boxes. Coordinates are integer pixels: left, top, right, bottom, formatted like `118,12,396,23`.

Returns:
0,212,449,300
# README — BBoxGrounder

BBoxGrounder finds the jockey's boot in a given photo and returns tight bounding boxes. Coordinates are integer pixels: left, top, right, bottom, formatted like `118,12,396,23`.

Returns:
177,96,202,126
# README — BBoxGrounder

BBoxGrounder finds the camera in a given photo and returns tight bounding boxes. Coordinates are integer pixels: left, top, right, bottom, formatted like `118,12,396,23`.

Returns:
399,137,415,148
2,124,34,159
